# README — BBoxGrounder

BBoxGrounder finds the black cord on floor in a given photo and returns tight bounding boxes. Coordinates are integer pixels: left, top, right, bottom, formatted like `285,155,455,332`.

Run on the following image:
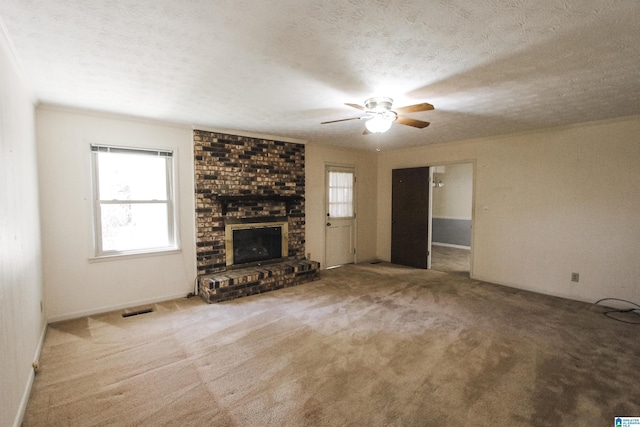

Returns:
594,298,640,325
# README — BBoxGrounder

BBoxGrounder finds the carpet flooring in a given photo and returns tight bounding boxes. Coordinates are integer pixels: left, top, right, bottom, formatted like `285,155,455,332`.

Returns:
430,245,470,275
23,263,640,426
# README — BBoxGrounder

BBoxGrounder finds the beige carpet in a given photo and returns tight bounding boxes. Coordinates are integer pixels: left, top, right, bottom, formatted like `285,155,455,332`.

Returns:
430,245,470,275
24,263,640,426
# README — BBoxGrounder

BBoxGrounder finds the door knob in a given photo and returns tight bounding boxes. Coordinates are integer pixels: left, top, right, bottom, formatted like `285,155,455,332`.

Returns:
326,222,332,226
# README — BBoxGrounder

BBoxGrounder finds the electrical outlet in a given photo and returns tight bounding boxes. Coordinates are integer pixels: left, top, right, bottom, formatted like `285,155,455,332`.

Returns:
571,273,579,283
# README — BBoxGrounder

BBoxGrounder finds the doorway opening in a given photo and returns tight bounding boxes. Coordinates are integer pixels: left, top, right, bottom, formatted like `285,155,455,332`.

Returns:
429,163,473,275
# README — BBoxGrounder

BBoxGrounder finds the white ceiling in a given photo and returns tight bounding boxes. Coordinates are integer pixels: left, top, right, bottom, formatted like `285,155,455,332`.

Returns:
2,0,639,151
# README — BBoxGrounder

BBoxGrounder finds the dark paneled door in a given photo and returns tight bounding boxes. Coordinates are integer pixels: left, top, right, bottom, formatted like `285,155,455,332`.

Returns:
391,167,430,268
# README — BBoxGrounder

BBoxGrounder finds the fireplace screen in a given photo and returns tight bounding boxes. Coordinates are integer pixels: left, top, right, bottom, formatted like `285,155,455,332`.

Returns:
225,219,288,267
233,227,282,265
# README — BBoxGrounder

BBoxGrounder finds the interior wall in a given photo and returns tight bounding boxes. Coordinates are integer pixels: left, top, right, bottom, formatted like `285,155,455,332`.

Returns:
305,143,377,268
377,116,640,304
432,163,473,219
432,162,473,247
0,25,46,427
36,106,197,321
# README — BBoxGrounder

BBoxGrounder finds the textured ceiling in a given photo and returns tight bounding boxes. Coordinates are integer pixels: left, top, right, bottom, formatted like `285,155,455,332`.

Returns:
1,0,639,151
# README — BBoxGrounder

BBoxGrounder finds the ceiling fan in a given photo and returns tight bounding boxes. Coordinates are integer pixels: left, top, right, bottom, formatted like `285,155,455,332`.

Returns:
321,97,434,134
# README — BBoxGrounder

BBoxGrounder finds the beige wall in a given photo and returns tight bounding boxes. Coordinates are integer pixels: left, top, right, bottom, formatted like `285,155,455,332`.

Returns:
22,102,640,320
305,143,378,268
377,117,640,304
0,26,46,427
36,107,197,321
35,111,379,322
432,162,473,219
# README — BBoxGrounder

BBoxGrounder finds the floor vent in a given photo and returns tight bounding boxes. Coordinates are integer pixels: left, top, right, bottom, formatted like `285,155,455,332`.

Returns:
122,308,153,318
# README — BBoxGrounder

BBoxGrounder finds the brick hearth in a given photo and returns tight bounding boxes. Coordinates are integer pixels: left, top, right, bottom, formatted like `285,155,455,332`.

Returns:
193,130,319,303
198,259,320,303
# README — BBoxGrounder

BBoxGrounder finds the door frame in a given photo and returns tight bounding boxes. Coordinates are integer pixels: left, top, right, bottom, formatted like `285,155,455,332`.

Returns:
426,160,476,276
324,163,357,268
428,167,434,269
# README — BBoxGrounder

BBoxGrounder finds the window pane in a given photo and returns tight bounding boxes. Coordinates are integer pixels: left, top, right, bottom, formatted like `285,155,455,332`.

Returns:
98,152,168,200
328,171,353,217
101,203,170,251
330,171,351,188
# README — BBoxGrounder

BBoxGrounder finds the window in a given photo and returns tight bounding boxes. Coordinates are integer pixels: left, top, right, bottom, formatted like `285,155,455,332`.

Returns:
91,145,178,257
328,168,354,218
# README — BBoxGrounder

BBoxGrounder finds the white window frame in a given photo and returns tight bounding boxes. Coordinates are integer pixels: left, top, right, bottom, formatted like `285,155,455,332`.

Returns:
90,144,179,259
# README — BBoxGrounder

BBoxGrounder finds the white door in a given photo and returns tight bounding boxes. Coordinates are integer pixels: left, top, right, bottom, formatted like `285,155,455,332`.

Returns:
325,166,355,268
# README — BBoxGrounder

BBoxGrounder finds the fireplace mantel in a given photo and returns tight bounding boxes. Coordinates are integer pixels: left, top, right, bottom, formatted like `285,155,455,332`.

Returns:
214,194,303,215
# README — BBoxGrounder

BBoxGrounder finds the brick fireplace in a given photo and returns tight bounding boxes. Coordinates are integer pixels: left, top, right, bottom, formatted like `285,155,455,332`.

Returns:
194,130,319,303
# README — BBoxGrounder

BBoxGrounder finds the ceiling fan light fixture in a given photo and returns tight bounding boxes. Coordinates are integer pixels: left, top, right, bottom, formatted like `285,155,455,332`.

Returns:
365,97,393,113
322,97,432,133
365,115,393,133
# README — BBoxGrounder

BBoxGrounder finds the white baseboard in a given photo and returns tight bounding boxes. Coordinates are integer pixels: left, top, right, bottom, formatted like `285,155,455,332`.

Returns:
14,321,47,427
432,242,471,250
47,292,191,323
469,273,592,305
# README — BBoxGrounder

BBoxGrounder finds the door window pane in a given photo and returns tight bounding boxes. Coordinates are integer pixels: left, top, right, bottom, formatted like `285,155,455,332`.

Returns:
328,171,353,217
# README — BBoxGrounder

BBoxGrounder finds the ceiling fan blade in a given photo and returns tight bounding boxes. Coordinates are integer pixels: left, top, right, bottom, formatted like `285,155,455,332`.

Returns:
321,117,361,124
395,116,430,128
394,102,434,115
345,103,365,111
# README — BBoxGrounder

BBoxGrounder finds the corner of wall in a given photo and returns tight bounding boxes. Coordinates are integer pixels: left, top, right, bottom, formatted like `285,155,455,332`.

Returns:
13,322,47,427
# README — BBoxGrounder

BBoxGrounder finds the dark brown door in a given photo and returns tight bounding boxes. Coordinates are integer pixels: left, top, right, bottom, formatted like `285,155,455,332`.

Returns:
391,167,430,268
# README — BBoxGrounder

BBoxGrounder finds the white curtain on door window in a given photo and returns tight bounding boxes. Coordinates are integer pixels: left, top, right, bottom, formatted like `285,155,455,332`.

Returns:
329,171,353,217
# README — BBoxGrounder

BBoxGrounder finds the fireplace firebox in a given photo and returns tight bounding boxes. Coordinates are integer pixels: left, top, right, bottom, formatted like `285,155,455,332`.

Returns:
225,218,289,267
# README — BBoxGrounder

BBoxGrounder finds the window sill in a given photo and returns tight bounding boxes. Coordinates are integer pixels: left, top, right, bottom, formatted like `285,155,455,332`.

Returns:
89,248,182,263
